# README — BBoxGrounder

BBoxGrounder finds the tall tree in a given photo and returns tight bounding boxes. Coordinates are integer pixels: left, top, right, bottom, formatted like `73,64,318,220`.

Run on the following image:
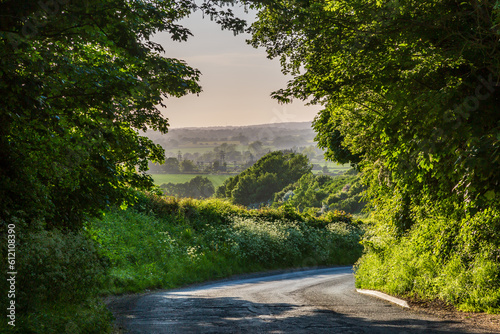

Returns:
164,157,181,174
0,0,246,229
249,0,500,231
216,151,311,205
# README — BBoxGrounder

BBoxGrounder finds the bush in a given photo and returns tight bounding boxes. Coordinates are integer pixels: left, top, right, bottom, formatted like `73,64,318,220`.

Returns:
87,195,365,294
216,151,312,206
273,173,367,215
129,192,359,230
0,226,111,333
160,176,215,199
355,208,500,313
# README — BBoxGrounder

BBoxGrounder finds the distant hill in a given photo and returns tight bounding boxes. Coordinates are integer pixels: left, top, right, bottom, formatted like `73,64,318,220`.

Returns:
143,121,317,154
143,122,349,177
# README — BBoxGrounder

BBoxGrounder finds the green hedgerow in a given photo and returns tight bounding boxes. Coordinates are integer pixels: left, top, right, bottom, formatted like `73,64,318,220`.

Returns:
355,208,500,313
0,225,111,333
88,196,365,295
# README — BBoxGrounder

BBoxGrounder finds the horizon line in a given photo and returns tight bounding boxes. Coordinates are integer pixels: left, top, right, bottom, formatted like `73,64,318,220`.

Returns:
165,120,314,131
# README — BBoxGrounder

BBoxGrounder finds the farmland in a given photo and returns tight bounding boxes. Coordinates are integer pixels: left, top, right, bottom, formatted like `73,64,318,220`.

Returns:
145,122,351,177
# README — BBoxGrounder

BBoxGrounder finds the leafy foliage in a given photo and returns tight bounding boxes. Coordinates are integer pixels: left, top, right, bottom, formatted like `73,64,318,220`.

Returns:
161,157,182,173
356,208,500,313
0,226,111,333
0,0,246,229
87,195,364,294
249,0,500,229
215,151,311,206
272,172,366,214
0,1,248,332
249,0,500,311
160,175,215,199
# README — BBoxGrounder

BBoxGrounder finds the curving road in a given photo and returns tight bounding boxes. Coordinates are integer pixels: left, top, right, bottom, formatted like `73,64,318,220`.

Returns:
108,266,495,333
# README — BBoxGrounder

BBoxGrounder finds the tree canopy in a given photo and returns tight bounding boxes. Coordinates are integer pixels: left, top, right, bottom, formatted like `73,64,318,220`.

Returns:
160,176,215,199
0,0,246,229
273,173,366,214
216,151,311,206
249,0,500,231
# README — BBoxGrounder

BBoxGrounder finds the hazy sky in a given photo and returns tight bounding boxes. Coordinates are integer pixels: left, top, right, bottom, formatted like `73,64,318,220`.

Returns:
153,6,321,128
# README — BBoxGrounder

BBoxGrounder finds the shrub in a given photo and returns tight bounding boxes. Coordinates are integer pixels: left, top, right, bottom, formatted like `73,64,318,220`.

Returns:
88,196,365,295
273,172,367,215
0,226,111,333
217,151,312,206
160,176,215,199
355,208,500,313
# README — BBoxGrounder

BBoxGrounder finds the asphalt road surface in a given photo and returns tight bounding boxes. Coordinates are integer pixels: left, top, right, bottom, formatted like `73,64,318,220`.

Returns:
108,266,496,333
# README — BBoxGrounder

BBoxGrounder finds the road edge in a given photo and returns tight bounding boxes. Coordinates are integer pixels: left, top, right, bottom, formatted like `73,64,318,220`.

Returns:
356,289,410,308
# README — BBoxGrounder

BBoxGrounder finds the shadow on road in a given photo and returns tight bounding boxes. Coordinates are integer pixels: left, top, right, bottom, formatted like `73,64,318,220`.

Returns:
112,293,487,334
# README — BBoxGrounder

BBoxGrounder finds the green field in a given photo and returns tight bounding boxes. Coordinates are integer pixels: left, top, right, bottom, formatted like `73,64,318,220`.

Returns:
150,174,233,188
311,161,351,171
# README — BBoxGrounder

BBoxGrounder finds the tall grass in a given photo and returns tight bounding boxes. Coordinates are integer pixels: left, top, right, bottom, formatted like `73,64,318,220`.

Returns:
3,193,363,333
87,195,364,294
0,227,113,334
355,208,500,313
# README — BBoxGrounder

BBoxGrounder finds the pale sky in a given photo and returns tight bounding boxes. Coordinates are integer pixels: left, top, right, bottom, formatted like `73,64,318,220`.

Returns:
153,6,321,128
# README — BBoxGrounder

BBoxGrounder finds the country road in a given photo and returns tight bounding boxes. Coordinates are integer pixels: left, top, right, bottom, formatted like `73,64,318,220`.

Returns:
107,266,496,333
